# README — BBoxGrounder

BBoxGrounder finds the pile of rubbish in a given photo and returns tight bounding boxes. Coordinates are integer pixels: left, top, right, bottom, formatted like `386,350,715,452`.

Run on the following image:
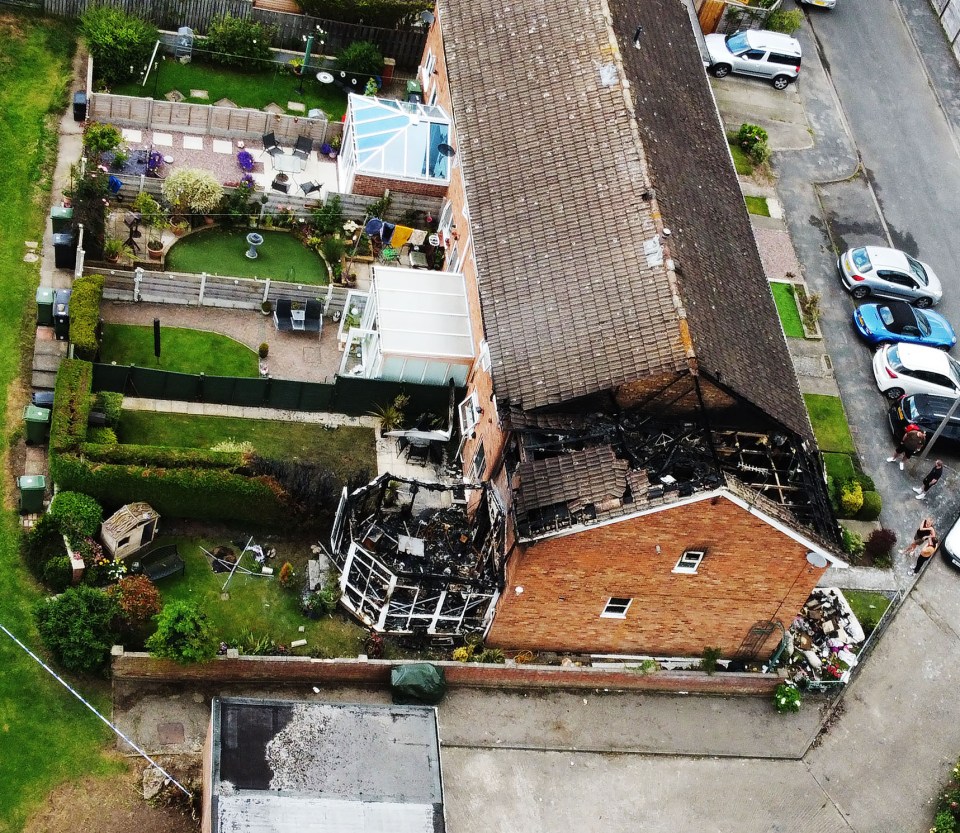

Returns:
783,588,865,686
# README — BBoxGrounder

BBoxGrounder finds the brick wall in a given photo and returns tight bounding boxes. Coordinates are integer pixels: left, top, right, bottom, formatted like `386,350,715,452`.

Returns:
487,494,825,657
351,174,448,200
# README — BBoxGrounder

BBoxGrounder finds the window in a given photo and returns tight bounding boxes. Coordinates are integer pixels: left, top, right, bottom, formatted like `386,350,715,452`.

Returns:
429,86,439,106
458,391,481,434
673,550,705,574
470,442,486,481
478,340,491,372
423,50,436,82
601,597,632,618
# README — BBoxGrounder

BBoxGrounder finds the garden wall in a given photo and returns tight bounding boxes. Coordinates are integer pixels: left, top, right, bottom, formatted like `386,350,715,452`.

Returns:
111,650,781,695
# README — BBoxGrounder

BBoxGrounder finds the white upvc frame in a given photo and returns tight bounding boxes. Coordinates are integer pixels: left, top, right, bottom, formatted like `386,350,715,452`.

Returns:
601,597,632,618
672,549,705,574
458,390,481,434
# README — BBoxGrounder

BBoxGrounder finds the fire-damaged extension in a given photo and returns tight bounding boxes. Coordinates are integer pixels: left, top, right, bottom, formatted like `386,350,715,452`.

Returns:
328,408,838,638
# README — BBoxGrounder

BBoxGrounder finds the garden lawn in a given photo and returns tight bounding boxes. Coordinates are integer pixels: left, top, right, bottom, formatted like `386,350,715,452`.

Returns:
841,589,892,636
823,451,856,484
0,14,123,832
771,282,804,338
101,323,259,376
166,228,329,285
745,195,770,216
119,411,376,479
112,58,348,119
728,139,753,175
804,393,857,454
153,537,366,657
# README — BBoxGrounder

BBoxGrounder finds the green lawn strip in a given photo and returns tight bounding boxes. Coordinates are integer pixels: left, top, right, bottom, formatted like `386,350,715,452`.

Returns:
112,59,348,119
728,139,753,175
101,323,259,377
822,452,856,484
804,393,857,454
840,589,892,636
770,282,804,338
0,17,124,829
155,537,366,657
745,195,770,216
166,228,329,285
119,411,376,478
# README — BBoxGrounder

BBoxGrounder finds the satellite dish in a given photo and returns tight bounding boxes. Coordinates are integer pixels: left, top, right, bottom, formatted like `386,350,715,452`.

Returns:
316,71,334,84
805,552,828,569
437,143,456,157
420,10,435,25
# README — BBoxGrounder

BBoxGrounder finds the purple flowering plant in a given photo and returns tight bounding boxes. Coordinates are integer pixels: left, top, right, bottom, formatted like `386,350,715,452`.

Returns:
237,150,255,172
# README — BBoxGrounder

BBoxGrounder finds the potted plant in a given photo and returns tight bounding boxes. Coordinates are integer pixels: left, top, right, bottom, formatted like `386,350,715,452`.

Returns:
146,237,164,260
170,220,189,237
258,342,269,359
328,134,341,159
103,237,133,263
288,56,304,76
261,300,274,316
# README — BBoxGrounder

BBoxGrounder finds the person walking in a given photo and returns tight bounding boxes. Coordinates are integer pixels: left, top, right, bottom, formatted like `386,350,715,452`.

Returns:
904,516,936,557
914,459,944,500
888,423,926,470
914,536,938,574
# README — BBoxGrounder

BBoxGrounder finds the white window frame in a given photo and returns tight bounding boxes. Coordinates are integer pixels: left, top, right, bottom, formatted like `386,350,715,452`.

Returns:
478,340,491,372
601,597,632,618
423,50,436,86
470,441,486,481
429,86,439,106
458,391,481,434
673,549,705,575
437,199,454,234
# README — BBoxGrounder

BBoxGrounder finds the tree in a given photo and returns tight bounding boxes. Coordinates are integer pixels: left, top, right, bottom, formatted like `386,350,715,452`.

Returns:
34,586,120,675
201,15,275,67
162,169,224,217
81,6,157,87
107,575,162,639
336,41,384,81
147,601,217,664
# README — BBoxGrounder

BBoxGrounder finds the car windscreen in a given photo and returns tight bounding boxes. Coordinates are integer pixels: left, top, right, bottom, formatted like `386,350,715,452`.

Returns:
906,254,929,286
915,311,932,336
887,345,904,372
851,248,872,273
725,32,750,52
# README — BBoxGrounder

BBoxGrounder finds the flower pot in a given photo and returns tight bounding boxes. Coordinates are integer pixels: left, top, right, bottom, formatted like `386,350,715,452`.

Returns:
203,216,215,226
148,246,163,261
105,254,119,264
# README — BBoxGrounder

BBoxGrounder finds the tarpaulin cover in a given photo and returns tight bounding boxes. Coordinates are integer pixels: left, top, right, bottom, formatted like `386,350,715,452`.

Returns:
390,663,447,705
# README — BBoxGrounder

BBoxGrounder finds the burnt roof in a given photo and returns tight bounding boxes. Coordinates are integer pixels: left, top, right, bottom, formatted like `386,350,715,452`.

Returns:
440,0,813,442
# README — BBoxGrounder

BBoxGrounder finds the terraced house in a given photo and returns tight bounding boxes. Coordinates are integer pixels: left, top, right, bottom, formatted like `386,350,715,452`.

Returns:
335,0,845,660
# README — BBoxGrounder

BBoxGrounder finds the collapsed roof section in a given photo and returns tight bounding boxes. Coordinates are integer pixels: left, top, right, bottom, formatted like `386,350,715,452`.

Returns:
510,410,837,544
329,474,503,635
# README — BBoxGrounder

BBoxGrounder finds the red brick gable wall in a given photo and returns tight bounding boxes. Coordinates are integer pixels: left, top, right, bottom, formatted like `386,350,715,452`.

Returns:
487,494,826,657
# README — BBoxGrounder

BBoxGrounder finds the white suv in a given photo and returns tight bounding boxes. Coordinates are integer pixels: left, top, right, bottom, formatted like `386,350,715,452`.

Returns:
872,343,960,401
705,30,802,90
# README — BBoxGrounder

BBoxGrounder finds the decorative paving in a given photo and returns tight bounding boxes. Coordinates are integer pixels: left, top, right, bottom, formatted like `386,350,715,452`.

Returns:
189,89,209,100
182,135,204,150
212,139,233,154
121,128,142,143
152,132,173,146
287,101,306,112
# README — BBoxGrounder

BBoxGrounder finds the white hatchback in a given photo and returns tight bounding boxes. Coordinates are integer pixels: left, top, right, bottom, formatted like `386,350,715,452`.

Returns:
873,342,960,401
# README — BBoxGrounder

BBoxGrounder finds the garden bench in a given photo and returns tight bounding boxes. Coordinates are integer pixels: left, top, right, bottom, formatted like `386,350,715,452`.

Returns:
133,544,184,582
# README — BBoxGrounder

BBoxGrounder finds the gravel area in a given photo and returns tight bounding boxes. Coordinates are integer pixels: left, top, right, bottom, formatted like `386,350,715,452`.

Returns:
754,225,804,283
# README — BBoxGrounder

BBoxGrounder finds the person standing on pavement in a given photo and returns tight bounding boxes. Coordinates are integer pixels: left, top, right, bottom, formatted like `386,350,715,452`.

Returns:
904,516,936,557
914,536,938,574
914,459,944,500
888,423,926,470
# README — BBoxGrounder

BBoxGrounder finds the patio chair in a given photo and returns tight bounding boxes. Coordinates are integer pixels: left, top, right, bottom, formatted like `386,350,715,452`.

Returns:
293,135,313,159
271,176,290,194
274,298,293,332
107,175,124,202
299,180,320,196
261,132,283,157
303,300,323,333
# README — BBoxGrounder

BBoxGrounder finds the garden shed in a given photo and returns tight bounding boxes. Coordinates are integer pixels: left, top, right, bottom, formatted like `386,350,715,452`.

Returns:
339,266,474,385
100,502,159,560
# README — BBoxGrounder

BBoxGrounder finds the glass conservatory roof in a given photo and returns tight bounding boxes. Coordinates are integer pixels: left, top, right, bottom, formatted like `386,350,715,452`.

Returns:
348,94,452,183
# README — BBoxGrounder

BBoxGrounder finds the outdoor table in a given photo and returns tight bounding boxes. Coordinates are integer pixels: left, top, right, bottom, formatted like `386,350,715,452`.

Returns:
273,153,305,174
291,308,306,330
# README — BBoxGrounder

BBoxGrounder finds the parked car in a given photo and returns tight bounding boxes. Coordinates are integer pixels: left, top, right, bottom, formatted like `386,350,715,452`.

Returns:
704,30,801,90
797,0,836,8
888,393,960,448
853,300,956,349
942,514,960,569
873,343,960,400
837,246,942,307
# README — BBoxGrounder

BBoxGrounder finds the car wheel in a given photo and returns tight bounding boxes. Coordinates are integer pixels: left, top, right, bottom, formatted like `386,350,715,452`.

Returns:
772,75,791,91
851,286,870,300
913,297,933,309
711,64,732,79
885,387,905,401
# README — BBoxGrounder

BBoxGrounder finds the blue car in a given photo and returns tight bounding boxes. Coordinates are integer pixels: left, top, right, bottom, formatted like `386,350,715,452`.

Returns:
853,300,956,349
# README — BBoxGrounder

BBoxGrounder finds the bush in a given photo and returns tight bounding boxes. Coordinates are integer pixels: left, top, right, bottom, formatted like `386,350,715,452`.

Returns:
201,15,275,67
321,235,347,265
23,513,65,580
857,490,882,521
297,0,425,25
42,555,73,593
773,681,801,713
311,195,344,235
839,479,864,517
856,471,876,492
49,491,103,544
301,585,340,618
278,561,294,589
34,586,120,675
842,526,865,558
69,273,104,361
766,9,804,34
50,359,94,453
737,122,770,165
108,575,162,637
162,168,224,216
336,40,384,80
147,601,217,664
258,342,269,359
94,391,124,425
81,6,157,87
864,528,897,568
701,646,723,675
82,122,123,157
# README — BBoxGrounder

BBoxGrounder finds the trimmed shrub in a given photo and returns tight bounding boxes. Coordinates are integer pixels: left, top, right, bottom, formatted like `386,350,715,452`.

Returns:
48,491,104,544
94,391,123,424
766,9,804,34
69,273,104,361
311,195,343,235
108,575,162,638
162,168,224,215
79,442,243,469
857,490,882,521
336,40,384,79
842,526,865,558
81,6,157,87
50,359,93,453
147,601,217,664
87,426,118,445
42,555,73,593
34,585,120,675
864,528,897,568
856,471,876,492
839,479,864,517
200,15,275,67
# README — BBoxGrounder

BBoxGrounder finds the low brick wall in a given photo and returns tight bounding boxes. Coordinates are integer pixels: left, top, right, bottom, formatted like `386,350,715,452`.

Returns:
111,651,780,696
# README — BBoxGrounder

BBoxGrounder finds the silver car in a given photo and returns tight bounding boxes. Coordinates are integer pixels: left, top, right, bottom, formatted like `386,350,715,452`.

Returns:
837,246,943,308
705,30,802,91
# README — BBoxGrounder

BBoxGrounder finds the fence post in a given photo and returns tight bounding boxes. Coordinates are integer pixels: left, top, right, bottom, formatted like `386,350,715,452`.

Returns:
199,272,207,306
74,223,85,279
134,267,143,302
263,278,270,303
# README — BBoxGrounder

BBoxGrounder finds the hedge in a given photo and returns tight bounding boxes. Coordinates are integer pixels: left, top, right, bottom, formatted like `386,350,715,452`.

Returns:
50,359,93,453
296,0,428,27
858,490,882,522
69,274,104,361
79,442,244,469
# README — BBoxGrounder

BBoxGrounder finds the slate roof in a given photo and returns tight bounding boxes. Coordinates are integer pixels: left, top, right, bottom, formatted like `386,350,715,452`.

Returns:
439,0,813,442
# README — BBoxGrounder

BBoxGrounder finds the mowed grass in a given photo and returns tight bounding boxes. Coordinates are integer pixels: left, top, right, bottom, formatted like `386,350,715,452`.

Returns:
745,195,770,216
728,139,754,175
804,393,857,454
770,282,804,338
111,57,348,119
841,589,893,637
166,228,329,285
119,411,377,477
101,323,259,377
154,537,367,657
823,451,856,484
0,13,122,831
